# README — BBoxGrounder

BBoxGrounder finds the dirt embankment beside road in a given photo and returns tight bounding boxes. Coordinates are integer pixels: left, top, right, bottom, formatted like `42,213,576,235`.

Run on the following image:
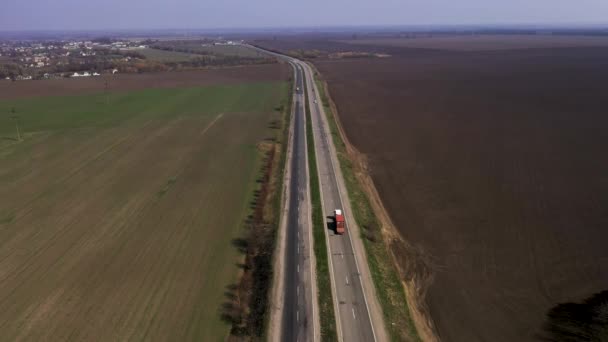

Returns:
312,44,608,341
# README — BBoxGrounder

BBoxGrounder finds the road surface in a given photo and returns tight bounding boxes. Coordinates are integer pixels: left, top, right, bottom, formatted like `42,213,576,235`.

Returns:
277,61,318,342
251,44,387,342
300,60,383,342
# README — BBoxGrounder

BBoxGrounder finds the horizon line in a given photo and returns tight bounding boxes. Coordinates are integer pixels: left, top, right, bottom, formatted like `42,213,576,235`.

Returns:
1,22,608,35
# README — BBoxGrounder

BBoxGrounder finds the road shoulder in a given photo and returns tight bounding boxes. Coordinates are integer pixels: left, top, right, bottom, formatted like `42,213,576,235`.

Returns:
268,64,297,342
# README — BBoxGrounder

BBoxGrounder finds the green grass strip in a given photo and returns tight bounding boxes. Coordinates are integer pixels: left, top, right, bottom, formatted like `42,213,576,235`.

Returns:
313,74,421,342
304,72,338,342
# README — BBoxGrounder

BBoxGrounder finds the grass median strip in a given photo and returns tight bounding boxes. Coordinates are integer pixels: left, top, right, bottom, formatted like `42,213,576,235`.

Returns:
305,74,339,342
313,74,421,342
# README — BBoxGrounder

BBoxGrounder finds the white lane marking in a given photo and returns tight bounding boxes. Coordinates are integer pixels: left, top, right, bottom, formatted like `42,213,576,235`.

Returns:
341,253,344,259
352,308,356,319
297,264,300,273
297,310,300,322
345,276,349,285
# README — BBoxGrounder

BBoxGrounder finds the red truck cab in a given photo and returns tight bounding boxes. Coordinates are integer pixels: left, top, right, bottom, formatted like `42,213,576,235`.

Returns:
335,209,345,234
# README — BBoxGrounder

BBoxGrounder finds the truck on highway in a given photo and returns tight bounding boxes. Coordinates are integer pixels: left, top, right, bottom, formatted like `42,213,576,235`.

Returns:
335,209,345,234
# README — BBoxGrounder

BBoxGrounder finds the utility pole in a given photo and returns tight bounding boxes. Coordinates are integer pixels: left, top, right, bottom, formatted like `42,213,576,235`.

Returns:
104,80,110,105
10,107,21,141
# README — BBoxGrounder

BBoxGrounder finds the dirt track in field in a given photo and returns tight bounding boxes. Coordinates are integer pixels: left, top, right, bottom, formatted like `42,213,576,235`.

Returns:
306,42,608,341
0,63,288,99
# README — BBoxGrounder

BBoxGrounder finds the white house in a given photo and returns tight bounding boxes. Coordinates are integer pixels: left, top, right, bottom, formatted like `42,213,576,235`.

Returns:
72,72,93,78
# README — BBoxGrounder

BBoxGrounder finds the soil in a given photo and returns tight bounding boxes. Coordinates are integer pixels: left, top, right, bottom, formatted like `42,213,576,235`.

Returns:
337,34,608,51
0,63,289,100
301,40,608,342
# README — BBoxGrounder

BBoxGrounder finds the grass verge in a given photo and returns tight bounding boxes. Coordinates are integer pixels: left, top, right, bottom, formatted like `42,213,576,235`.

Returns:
305,74,338,341
226,79,293,340
313,72,421,342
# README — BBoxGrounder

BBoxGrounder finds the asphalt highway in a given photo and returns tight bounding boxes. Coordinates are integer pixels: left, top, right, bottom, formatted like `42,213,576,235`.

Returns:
280,62,316,342
300,61,378,342
250,44,385,342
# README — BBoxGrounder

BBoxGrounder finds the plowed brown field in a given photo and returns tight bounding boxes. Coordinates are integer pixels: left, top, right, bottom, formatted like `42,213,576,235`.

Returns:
305,40,608,341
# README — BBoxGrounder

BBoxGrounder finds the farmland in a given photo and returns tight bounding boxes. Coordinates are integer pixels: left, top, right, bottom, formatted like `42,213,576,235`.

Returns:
258,36,608,341
138,48,199,62
139,44,266,62
0,65,284,100
196,44,267,58
0,64,288,340
337,34,608,50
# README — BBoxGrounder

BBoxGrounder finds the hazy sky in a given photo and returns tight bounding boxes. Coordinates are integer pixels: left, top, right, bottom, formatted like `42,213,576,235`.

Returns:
1,0,608,31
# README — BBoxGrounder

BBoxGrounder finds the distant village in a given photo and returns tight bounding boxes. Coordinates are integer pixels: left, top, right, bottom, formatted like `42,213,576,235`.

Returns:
0,38,153,80
0,37,266,81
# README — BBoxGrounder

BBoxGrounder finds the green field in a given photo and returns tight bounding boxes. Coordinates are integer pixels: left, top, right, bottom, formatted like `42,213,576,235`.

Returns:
0,80,287,340
149,42,266,59
139,48,199,62
196,45,266,58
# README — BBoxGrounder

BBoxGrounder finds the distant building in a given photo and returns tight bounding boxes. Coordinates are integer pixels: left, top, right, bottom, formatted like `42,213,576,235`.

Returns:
72,72,91,77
